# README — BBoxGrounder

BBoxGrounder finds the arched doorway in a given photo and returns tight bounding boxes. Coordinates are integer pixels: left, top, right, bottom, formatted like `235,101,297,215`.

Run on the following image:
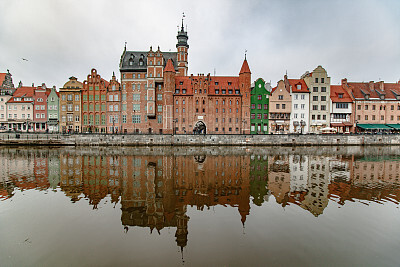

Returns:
193,121,206,135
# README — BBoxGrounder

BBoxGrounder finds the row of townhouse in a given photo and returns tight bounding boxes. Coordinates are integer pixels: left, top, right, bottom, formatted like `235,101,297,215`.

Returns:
268,65,400,134
0,71,60,132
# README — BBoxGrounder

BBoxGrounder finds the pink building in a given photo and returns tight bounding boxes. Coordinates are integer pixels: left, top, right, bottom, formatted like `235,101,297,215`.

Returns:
33,84,51,132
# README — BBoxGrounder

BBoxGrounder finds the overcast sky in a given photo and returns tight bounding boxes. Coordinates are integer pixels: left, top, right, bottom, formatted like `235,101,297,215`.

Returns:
1,0,399,89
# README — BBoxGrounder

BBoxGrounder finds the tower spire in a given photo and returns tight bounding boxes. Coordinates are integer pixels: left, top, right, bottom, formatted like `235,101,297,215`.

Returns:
181,12,185,31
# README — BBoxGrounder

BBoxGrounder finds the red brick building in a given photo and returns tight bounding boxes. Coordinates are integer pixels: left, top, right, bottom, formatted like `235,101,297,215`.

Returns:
119,21,251,134
82,69,120,133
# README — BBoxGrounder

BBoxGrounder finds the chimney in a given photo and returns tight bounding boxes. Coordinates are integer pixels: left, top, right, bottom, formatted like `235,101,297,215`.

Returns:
379,81,384,91
341,78,347,86
369,81,374,91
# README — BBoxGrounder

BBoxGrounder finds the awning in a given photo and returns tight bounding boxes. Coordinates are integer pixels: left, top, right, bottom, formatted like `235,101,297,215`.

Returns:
331,123,344,127
357,124,392,130
343,122,353,126
386,124,400,129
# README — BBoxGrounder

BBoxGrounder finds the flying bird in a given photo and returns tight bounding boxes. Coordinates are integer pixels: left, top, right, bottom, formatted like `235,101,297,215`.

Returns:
21,58,28,61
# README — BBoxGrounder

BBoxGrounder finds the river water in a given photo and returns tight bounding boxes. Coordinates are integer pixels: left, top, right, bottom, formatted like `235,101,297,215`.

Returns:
1,146,400,266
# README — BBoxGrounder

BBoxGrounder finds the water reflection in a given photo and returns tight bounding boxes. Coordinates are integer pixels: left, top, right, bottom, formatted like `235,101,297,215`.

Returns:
1,146,400,250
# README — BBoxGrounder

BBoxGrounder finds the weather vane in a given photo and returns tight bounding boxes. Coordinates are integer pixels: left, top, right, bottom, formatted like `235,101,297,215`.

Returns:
245,49,247,59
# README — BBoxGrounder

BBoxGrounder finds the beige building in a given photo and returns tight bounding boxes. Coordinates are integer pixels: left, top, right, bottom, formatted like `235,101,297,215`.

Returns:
5,86,34,131
59,77,83,133
302,66,331,133
269,80,292,134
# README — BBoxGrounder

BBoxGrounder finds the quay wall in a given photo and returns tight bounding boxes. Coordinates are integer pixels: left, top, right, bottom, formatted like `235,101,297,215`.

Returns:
1,133,400,146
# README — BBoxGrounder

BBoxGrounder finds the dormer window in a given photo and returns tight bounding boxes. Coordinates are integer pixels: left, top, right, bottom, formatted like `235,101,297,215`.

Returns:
365,95,369,100
380,95,385,100
139,60,144,66
297,84,301,90
338,93,343,98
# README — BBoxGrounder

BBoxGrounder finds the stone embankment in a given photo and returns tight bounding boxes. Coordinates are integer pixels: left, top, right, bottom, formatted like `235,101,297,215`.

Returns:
0,132,400,146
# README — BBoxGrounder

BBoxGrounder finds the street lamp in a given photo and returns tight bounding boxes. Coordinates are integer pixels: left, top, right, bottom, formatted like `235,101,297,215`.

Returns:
300,120,306,134
112,117,115,134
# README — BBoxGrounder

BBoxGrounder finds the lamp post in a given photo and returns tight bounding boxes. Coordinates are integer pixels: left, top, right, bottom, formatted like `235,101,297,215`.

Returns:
112,117,115,134
300,120,306,134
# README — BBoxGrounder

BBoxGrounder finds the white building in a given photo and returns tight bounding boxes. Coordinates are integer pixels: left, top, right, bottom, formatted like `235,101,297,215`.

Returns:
286,77,310,133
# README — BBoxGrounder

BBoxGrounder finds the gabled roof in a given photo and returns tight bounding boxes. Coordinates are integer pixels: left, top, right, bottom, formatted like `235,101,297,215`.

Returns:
330,85,353,103
287,79,309,93
239,59,251,74
7,86,35,103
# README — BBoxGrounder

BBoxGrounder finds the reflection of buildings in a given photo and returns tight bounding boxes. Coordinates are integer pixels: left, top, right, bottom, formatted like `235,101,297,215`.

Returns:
249,155,269,206
300,156,331,216
268,155,290,205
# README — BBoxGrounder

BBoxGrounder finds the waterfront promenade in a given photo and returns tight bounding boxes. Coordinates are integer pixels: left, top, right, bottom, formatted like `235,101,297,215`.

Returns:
1,132,400,146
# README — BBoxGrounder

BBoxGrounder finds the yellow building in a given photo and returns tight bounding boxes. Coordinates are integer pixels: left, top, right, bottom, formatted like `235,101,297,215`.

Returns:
59,77,83,133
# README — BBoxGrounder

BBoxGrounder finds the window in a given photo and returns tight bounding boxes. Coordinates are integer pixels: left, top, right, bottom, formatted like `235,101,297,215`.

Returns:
122,115,127,123
323,115,326,120
294,113,298,118
258,104,262,109
321,78,325,83
132,115,141,123
321,87,326,92
313,87,318,92
391,105,394,110
263,114,268,119
381,115,384,120
357,105,361,110
264,104,268,110
365,105,368,110
75,95,79,101
258,95,262,100
222,90,226,94
301,104,305,109
67,104,73,111
317,115,321,120
357,115,360,120
157,115,162,123
215,89,219,94
133,94,140,101
75,105,79,111
251,104,255,109
276,104,280,109
133,104,140,111
157,105,162,112
257,114,262,119
321,105,326,110
294,104,298,109
157,94,162,101
338,94,343,99
109,95,113,101
372,105,376,110
75,115,80,122
67,114,73,121
336,103,348,109
278,95,283,100
114,105,118,111
251,114,255,119
313,105,318,110
294,94,298,100
301,95,305,100
372,115,376,120
315,78,318,83
321,96,326,101
282,104,286,109
365,115,368,120
313,96,318,101
62,105,66,111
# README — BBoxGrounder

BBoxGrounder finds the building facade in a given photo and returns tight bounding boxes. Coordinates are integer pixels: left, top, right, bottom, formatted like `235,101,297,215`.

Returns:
119,21,251,135
106,72,122,133
0,70,15,96
269,80,291,134
250,78,270,134
47,86,59,132
33,84,51,132
286,77,310,133
342,79,400,132
330,84,353,133
81,69,109,133
5,86,34,131
302,66,331,133
59,76,83,133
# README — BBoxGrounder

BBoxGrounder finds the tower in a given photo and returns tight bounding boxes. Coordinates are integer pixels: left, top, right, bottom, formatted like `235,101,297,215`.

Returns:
239,57,252,134
163,59,176,134
176,17,189,77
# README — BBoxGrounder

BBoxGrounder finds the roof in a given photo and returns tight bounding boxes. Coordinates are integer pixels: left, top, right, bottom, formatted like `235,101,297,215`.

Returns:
347,81,400,100
287,79,309,93
6,86,35,103
164,59,175,73
62,76,83,89
239,59,251,74
330,85,353,103
174,75,240,96
120,50,178,72
0,73,6,85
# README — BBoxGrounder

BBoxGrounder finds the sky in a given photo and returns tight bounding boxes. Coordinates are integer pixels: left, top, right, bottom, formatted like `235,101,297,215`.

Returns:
1,0,399,89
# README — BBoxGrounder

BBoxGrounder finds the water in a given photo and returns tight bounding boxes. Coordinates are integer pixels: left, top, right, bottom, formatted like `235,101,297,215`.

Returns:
1,146,400,266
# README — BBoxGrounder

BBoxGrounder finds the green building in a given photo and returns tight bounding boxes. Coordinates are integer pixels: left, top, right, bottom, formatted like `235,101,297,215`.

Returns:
250,78,270,134
47,86,59,132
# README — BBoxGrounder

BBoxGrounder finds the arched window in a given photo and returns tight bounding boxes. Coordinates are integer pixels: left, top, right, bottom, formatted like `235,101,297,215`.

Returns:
196,100,199,105
203,100,205,105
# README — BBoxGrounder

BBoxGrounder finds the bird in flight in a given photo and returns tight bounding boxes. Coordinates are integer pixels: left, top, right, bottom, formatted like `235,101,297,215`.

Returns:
21,58,28,61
